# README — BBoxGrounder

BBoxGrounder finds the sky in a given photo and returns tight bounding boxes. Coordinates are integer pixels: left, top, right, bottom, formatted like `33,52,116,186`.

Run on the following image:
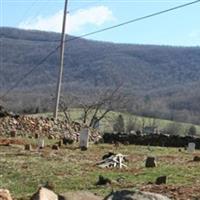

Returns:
1,0,200,46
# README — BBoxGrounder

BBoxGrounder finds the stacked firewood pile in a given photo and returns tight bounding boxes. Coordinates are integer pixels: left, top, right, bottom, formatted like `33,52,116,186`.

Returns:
0,115,102,142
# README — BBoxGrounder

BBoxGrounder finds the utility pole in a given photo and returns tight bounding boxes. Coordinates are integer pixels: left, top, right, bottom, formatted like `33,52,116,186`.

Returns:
53,0,68,120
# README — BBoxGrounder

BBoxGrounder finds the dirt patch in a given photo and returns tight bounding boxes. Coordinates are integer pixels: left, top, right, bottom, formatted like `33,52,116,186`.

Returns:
140,184,200,200
0,138,25,146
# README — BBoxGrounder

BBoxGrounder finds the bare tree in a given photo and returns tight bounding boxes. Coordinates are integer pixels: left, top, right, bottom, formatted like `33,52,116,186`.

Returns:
79,86,126,128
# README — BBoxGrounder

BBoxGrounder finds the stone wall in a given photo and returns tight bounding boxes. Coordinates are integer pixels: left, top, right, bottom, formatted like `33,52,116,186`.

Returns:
103,133,200,149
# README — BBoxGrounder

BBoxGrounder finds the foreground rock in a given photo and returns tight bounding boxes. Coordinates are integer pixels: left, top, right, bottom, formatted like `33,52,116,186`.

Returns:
30,187,58,200
60,191,102,200
30,187,102,200
0,189,13,200
104,190,171,200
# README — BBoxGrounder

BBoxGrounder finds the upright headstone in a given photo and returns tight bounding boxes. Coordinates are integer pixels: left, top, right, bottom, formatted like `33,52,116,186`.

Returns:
187,142,195,153
145,156,157,168
80,128,89,150
38,137,45,149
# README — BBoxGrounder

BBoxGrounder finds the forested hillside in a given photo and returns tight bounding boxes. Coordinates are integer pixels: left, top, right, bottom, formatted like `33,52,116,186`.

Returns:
1,27,200,124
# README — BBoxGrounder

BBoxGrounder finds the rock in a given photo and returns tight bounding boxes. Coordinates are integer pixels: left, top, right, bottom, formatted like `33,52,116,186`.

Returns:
24,144,32,151
104,190,171,200
0,189,13,200
30,187,58,200
35,133,39,139
63,137,74,145
155,176,167,185
58,140,62,147
52,145,59,150
80,146,88,151
193,156,200,162
145,156,157,168
60,191,102,200
96,175,112,185
48,135,54,140
10,130,16,138
102,152,115,160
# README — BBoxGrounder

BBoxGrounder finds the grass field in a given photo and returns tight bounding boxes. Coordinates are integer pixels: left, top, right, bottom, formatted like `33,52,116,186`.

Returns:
0,140,200,199
31,109,200,135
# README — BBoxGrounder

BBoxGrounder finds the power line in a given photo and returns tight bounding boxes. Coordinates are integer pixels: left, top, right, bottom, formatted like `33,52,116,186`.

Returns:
17,0,39,24
65,0,200,42
1,0,199,100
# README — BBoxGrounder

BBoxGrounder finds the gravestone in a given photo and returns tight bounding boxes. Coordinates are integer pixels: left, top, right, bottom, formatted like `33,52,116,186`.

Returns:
38,137,45,149
10,130,16,138
35,133,39,139
80,128,89,150
52,144,59,150
155,176,167,185
193,156,200,162
187,142,195,153
24,144,32,151
145,156,157,168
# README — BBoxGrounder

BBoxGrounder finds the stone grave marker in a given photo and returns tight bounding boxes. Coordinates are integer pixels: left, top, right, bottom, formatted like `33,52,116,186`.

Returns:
145,156,157,168
187,142,195,153
80,128,89,150
37,136,45,149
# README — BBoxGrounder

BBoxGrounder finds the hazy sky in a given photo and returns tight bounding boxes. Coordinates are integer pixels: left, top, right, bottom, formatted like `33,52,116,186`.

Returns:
1,0,200,46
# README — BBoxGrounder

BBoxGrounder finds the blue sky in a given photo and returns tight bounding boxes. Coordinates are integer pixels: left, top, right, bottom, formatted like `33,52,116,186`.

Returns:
1,0,200,46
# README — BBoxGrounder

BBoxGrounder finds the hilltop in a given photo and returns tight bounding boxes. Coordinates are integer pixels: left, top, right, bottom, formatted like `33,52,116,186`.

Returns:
1,27,200,124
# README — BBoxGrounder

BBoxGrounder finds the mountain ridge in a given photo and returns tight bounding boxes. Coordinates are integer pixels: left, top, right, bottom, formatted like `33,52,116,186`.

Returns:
1,27,200,124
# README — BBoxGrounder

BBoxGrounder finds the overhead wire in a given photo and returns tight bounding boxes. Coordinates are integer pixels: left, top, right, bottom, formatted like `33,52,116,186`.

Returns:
1,0,200,100
17,0,39,25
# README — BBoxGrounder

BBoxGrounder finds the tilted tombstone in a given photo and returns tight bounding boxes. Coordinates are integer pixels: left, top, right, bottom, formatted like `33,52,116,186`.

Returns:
187,142,195,153
80,128,89,150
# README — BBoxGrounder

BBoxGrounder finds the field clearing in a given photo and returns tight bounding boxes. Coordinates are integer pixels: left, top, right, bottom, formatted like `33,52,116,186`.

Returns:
0,140,200,200
31,109,200,134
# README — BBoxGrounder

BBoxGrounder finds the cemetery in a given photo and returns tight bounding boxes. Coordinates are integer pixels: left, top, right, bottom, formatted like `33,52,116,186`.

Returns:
0,115,200,200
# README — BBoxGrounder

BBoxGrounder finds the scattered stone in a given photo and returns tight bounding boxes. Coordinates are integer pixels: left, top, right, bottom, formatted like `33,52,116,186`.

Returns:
155,176,167,185
24,144,32,151
0,116,102,143
0,189,13,200
52,144,59,150
193,156,200,162
145,156,157,168
96,175,112,185
104,190,171,200
30,187,58,200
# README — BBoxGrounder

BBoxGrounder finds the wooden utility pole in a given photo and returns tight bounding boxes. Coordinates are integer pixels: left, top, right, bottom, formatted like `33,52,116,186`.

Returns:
53,0,68,120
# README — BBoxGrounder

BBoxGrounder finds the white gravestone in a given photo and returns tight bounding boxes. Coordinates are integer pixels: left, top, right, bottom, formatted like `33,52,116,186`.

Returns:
80,128,89,149
38,137,45,149
187,142,196,153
